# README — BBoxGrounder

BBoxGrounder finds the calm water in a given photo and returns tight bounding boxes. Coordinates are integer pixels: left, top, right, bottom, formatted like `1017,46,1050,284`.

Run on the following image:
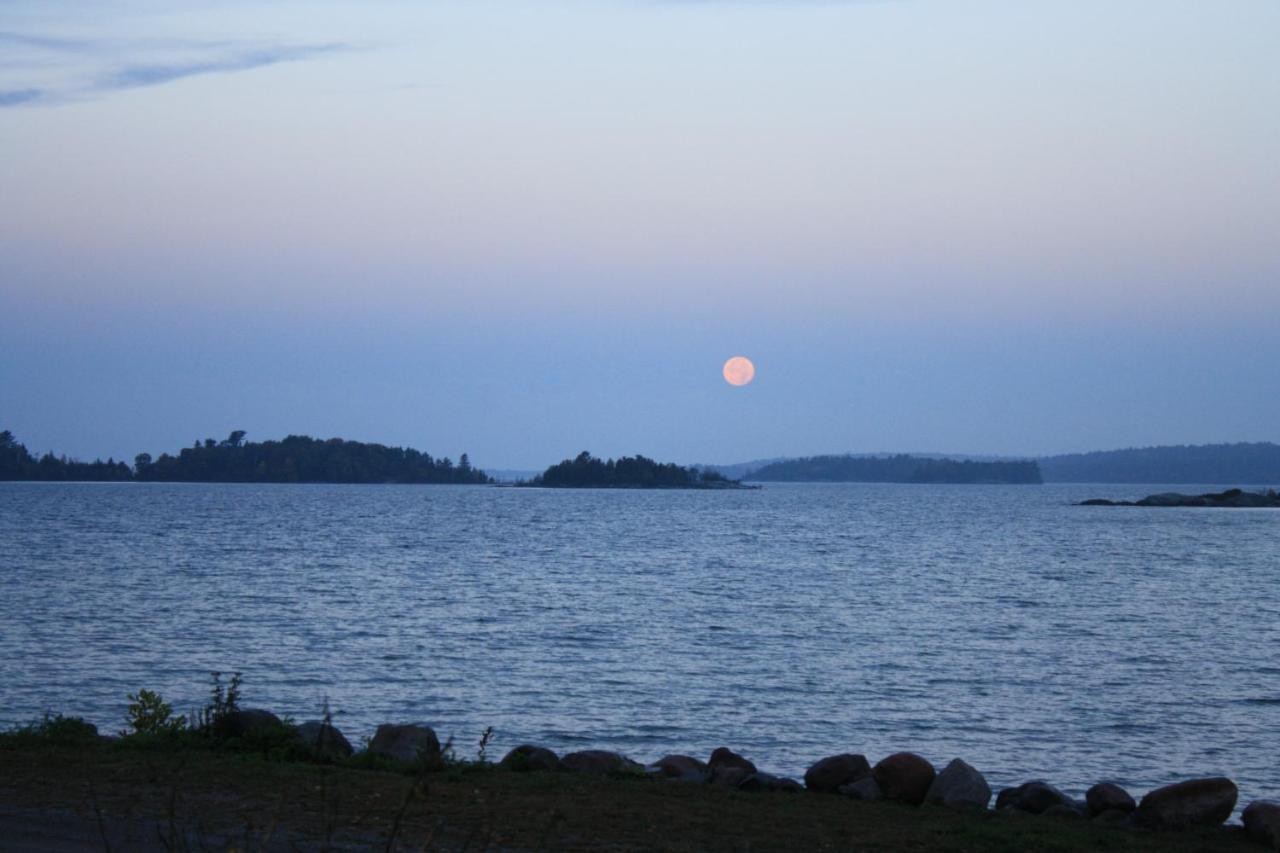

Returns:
1,481,1277,807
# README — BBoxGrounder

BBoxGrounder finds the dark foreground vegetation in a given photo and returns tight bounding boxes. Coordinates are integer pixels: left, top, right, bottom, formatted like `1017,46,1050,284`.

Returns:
1040,442,1280,484
0,428,489,484
750,454,1043,484
1081,488,1280,508
524,451,753,489
2,676,1275,852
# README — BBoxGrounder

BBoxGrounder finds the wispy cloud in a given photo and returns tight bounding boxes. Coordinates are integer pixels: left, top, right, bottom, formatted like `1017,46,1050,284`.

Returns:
0,30,348,107
0,88,44,106
94,43,345,92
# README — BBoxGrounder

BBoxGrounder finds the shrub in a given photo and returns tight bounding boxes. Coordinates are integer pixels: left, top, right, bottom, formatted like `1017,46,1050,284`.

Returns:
123,689,187,737
2,713,99,746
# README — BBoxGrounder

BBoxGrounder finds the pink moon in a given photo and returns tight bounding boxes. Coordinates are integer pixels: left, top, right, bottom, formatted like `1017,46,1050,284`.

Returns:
722,356,756,386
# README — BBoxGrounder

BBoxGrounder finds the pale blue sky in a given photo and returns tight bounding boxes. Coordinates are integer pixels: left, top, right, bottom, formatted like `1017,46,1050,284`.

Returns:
2,1,1278,468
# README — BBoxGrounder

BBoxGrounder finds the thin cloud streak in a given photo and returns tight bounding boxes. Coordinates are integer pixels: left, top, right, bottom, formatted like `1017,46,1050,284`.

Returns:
0,31,349,107
94,43,346,92
0,88,44,106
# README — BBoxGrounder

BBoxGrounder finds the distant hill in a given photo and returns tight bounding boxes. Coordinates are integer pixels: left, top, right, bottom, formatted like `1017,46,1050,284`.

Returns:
1038,442,1280,484
748,454,1042,484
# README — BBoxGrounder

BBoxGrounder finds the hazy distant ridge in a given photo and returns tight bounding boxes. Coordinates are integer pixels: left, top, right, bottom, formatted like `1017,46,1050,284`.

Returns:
748,454,1042,484
1038,442,1280,484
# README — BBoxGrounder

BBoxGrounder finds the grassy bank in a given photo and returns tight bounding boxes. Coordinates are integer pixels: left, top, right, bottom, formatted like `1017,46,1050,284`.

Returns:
0,734,1261,852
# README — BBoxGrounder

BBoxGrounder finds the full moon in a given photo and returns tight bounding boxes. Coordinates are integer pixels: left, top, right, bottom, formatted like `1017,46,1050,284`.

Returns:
722,356,756,386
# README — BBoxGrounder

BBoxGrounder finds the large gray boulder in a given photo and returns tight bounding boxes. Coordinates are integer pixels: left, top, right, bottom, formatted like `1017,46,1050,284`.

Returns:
1085,782,1135,816
646,754,709,783
561,750,641,775
996,781,1077,814
500,744,561,772
805,754,872,793
1243,801,1280,849
924,759,991,810
216,709,283,738
873,753,936,805
1135,778,1237,828
368,724,442,767
294,720,353,759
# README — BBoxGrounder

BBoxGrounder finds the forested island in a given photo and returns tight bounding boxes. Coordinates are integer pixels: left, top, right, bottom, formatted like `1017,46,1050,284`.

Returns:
748,454,1043,484
0,429,489,484
522,451,752,489
1039,442,1280,484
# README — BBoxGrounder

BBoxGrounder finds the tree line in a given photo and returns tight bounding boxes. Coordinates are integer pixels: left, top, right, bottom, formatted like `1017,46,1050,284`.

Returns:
0,430,132,481
525,451,741,489
749,454,1043,484
0,429,490,484
1038,442,1280,484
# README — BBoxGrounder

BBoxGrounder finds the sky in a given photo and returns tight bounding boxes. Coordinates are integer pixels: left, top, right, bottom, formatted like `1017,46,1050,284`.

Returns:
2,0,1278,469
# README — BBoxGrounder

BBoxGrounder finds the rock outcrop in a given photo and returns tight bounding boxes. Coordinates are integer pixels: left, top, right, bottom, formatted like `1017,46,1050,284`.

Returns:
1081,488,1280,508
561,750,642,775
500,744,561,772
996,781,1077,815
646,754,709,783
294,720,353,759
368,724,442,767
804,754,872,793
872,753,936,805
708,747,757,787
216,709,283,738
924,759,991,810
1134,777,1237,828
839,777,882,801
1243,801,1280,849
1085,782,1135,816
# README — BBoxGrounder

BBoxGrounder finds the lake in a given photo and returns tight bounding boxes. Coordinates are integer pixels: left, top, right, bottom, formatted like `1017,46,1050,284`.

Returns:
1,481,1276,807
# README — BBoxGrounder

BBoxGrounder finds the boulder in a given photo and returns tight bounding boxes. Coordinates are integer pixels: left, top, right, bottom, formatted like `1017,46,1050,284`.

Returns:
216,709,283,738
561,750,641,775
1243,801,1280,849
924,759,991,810
500,744,561,773
996,781,1077,815
294,720,353,759
1085,782,1136,816
805,754,872,793
777,777,805,794
368,724,442,767
1134,777,1237,828
708,747,757,786
873,753,936,805
1093,808,1133,826
838,777,882,801
646,754,708,783
708,747,756,774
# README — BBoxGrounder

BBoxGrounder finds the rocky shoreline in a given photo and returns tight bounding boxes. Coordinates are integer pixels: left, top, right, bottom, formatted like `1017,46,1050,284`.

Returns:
1080,488,1280,507
211,709,1279,848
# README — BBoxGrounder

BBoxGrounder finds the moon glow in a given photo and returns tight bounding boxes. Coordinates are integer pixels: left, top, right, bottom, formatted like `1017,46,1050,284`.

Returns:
722,356,756,387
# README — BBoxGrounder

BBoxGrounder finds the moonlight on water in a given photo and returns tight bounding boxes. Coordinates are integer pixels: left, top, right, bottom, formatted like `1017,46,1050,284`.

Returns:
723,356,755,387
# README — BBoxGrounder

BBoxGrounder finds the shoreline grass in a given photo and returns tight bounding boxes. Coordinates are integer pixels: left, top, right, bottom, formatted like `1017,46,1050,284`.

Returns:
0,733,1261,852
